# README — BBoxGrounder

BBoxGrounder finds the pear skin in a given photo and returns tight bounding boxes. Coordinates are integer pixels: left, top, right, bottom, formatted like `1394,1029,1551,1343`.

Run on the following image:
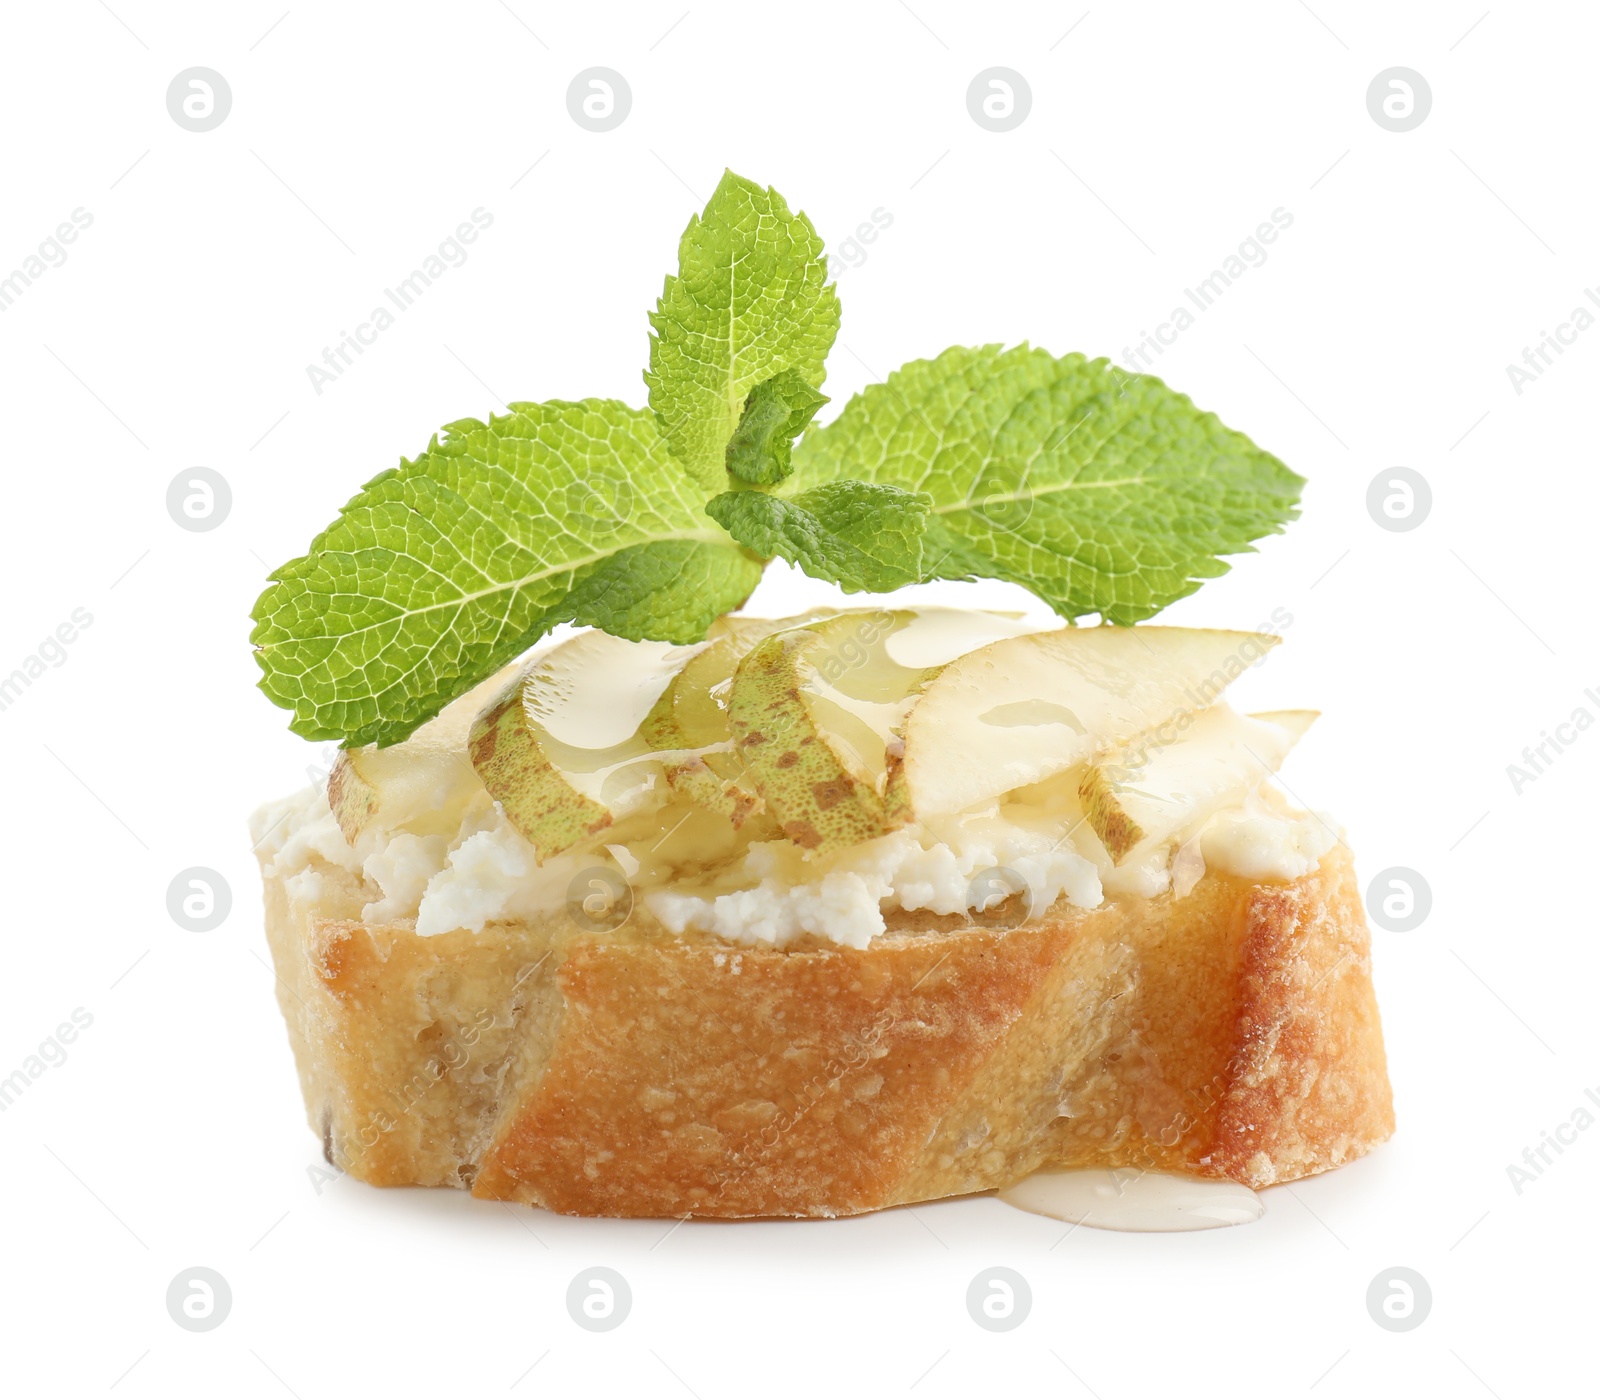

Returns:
469,673,614,860
727,629,911,854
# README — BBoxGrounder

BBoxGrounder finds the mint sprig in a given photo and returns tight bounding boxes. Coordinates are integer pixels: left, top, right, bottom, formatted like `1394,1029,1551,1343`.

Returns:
252,170,1303,746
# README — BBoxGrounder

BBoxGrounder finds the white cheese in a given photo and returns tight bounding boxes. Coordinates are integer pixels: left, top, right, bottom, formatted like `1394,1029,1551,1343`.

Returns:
1199,793,1340,881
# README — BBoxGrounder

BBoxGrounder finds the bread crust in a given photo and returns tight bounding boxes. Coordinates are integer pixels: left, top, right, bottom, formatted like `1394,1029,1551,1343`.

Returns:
260,844,1392,1217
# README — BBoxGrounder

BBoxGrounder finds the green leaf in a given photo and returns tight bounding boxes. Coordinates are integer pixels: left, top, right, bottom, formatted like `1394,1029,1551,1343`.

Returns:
563,539,763,642
791,345,1303,624
706,480,931,594
646,171,840,490
724,369,829,486
250,399,760,747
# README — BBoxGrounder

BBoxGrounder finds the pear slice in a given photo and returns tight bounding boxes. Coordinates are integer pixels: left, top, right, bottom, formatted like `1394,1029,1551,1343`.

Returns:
469,630,711,859
1079,706,1318,863
896,626,1281,820
636,610,841,827
328,665,516,845
728,608,1048,852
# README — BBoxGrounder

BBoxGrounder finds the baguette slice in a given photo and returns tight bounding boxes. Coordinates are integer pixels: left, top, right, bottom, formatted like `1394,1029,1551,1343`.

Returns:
259,842,1393,1217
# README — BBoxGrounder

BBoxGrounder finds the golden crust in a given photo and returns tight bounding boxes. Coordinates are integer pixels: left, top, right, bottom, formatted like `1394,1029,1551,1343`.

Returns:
259,845,1392,1217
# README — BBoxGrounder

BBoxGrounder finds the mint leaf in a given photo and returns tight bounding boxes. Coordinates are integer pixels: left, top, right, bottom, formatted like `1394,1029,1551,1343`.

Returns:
791,345,1303,624
563,539,762,641
250,399,757,747
725,369,829,486
646,171,840,490
707,481,931,593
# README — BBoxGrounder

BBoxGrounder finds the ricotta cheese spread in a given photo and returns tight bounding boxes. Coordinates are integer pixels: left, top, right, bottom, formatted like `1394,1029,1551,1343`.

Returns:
251,771,1338,951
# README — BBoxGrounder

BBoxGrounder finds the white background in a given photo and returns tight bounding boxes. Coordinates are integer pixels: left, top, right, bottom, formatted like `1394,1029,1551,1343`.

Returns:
1,1,1594,1395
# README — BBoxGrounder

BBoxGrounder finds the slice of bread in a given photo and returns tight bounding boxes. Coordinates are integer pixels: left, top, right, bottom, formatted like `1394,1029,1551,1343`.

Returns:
259,841,1393,1217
